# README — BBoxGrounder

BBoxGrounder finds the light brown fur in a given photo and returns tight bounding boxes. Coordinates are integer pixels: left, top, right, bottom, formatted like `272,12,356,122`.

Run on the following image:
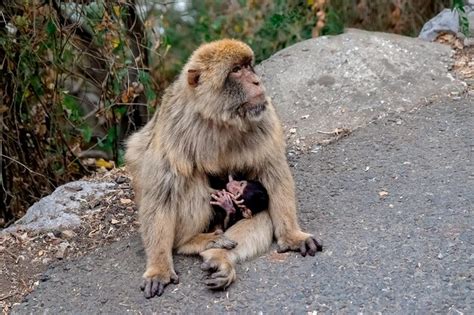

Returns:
126,39,320,297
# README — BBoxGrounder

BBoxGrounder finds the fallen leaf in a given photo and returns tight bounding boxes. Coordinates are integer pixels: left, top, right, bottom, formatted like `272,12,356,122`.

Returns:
95,159,114,169
61,230,76,239
111,219,120,225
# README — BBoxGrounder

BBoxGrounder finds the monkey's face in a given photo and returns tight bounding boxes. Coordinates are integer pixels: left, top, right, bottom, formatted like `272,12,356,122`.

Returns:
185,39,268,124
226,179,247,197
223,62,267,121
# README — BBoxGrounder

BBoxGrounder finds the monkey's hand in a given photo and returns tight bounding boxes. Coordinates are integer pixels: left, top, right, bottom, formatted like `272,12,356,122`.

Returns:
277,231,323,257
140,267,179,298
241,207,252,219
211,190,236,214
200,248,236,290
205,233,238,250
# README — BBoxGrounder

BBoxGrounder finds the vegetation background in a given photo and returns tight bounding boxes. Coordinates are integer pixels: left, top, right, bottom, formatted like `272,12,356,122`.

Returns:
0,0,464,225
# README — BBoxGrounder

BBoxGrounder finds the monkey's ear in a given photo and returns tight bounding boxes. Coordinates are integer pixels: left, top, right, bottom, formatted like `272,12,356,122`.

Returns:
187,69,200,87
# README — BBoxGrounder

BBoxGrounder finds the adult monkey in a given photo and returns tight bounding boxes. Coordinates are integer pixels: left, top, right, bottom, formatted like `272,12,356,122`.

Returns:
126,39,322,298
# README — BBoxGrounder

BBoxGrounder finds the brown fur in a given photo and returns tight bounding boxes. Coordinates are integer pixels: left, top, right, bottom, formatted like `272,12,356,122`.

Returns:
126,39,319,297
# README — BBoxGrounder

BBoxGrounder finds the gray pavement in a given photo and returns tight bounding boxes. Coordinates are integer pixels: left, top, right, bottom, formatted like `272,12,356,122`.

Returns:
13,96,473,314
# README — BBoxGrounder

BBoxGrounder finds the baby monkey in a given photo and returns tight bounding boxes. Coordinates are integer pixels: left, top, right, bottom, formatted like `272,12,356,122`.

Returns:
210,175,269,231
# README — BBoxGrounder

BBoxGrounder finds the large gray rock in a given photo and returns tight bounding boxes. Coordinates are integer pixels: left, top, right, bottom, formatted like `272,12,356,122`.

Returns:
257,29,465,147
418,8,460,41
418,6,474,41
2,181,115,234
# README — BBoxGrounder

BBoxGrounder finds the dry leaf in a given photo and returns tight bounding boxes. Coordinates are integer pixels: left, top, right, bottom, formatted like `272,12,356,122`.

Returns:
111,219,120,225
61,230,76,239
95,159,114,169
120,198,132,205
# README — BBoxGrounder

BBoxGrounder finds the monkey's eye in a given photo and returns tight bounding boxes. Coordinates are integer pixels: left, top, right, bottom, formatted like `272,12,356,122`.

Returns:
232,66,242,73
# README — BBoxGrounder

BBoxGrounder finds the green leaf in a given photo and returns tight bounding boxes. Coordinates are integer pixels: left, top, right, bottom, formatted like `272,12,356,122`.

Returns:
117,148,125,167
46,20,57,36
80,125,93,143
114,105,127,116
138,70,156,101
62,94,83,121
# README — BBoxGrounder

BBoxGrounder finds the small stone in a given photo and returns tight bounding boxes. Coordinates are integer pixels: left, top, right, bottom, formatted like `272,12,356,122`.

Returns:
379,191,389,198
56,242,69,260
301,115,309,120
120,198,132,205
89,199,101,209
61,230,76,239
437,253,444,260
289,128,297,134
115,176,128,184
464,37,474,47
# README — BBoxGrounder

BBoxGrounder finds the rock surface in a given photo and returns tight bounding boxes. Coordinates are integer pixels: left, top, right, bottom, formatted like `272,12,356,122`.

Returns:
10,30,474,313
3,181,116,234
257,29,464,148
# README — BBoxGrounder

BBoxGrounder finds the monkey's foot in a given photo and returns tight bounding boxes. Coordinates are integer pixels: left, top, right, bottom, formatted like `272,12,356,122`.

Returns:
200,248,236,290
205,235,238,250
277,231,323,257
140,267,179,298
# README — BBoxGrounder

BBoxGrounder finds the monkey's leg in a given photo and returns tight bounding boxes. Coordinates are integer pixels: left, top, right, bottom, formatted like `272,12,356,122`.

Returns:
200,212,273,289
140,209,179,298
261,161,323,256
176,231,237,255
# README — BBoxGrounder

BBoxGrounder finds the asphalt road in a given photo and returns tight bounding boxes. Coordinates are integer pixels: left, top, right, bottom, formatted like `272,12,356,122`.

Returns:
13,97,473,313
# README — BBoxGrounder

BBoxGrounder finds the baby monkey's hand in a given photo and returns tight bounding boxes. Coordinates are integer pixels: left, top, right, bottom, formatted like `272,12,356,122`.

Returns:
211,190,236,214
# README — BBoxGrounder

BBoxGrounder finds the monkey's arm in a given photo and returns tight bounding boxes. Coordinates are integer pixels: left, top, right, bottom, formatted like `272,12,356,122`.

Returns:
139,204,179,298
176,231,237,254
260,158,322,256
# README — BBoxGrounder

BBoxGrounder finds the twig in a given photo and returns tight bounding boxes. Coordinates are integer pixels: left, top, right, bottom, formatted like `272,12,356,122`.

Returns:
0,293,15,301
0,154,55,186
315,130,336,135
